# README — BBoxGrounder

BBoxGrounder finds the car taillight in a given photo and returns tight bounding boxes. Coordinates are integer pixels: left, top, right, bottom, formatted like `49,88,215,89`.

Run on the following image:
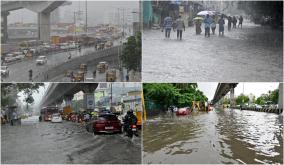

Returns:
132,125,137,128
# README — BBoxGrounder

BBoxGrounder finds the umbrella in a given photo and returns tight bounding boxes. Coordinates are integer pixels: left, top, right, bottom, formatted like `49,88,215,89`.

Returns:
197,10,215,16
193,16,204,20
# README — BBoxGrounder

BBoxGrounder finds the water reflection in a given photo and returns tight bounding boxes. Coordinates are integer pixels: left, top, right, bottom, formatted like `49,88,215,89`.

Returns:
143,109,283,164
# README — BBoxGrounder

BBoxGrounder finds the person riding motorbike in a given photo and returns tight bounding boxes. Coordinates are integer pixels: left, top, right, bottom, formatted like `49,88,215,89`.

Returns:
123,110,138,137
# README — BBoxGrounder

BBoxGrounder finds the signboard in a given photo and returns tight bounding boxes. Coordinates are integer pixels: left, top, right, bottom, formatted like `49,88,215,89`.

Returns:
85,93,95,110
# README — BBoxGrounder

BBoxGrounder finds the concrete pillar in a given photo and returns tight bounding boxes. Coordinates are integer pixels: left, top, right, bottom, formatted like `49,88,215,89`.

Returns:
38,12,50,42
83,93,95,112
230,88,235,107
278,83,283,110
1,12,9,43
64,95,73,107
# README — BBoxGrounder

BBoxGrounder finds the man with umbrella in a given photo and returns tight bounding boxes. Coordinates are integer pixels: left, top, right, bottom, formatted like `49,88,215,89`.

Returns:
203,14,212,37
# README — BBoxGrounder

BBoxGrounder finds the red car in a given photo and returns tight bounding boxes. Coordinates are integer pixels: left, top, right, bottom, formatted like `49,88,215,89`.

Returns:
176,107,191,115
93,114,122,134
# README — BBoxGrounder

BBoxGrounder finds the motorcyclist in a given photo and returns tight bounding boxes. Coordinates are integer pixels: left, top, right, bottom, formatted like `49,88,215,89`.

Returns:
123,110,137,135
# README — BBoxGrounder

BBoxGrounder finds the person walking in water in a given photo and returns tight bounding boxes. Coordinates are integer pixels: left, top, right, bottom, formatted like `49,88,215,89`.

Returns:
232,16,237,28
203,14,212,37
162,15,173,38
175,15,185,40
218,15,225,36
195,19,202,35
211,15,216,35
238,15,243,28
228,16,232,31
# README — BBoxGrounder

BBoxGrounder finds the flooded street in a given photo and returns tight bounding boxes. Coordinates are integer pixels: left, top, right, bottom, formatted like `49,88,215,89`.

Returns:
143,109,283,164
1,119,141,164
142,21,283,82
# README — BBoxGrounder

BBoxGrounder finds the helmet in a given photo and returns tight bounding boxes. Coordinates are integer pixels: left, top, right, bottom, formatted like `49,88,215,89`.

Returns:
127,109,134,115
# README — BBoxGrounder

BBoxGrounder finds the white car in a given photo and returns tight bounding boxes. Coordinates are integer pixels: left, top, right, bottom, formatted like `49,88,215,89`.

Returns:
36,56,47,65
1,66,9,77
51,113,62,123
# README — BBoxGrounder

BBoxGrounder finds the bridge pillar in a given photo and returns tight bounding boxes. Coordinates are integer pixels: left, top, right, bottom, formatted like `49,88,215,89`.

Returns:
230,87,235,107
1,12,9,43
278,83,283,110
38,12,50,42
81,84,97,112
64,95,74,107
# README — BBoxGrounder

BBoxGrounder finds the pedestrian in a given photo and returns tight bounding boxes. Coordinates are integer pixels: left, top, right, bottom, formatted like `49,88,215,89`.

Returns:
218,15,225,36
211,15,216,35
232,16,237,28
93,70,96,78
11,111,17,126
195,19,202,35
162,15,173,38
203,14,212,37
68,52,72,60
228,16,232,31
238,15,243,28
175,15,185,40
126,74,129,82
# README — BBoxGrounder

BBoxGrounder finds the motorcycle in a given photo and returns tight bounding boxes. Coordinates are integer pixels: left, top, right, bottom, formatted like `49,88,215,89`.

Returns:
124,124,138,138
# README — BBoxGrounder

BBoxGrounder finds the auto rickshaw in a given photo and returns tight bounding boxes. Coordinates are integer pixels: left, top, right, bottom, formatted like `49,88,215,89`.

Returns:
106,69,116,82
74,71,85,82
97,62,109,73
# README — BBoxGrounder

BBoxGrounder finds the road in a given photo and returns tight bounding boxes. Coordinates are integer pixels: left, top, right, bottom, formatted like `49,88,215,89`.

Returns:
1,47,94,82
143,109,283,164
142,20,283,82
1,117,141,164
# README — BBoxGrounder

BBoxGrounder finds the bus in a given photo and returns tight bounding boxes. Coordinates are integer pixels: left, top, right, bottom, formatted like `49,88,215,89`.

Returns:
40,106,59,121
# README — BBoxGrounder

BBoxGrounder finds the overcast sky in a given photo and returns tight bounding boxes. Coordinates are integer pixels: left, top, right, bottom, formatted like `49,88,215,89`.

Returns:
7,1,139,25
197,82,280,101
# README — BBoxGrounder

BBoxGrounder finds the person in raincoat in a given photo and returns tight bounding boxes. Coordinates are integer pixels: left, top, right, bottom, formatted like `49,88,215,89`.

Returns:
174,15,185,40
203,14,212,37
162,15,173,38
218,15,225,36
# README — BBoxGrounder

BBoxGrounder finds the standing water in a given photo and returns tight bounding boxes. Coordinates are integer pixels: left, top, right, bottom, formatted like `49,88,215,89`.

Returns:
143,109,283,164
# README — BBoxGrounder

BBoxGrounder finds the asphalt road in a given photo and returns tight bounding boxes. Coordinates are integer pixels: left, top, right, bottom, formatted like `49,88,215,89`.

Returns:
1,117,141,164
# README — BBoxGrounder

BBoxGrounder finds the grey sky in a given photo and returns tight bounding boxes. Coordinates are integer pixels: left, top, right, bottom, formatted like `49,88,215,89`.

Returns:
7,1,139,25
197,83,280,101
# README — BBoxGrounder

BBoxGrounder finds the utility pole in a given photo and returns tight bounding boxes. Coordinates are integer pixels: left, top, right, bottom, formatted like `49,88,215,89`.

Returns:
85,0,88,33
110,83,113,106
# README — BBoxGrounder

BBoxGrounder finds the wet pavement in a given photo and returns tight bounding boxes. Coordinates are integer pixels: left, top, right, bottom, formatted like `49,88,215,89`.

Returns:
1,118,141,164
142,20,283,82
143,109,283,164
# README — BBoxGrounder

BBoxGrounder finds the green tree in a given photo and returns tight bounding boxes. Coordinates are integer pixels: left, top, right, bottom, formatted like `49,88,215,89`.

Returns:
120,32,141,72
236,94,249,105
143,83,208,110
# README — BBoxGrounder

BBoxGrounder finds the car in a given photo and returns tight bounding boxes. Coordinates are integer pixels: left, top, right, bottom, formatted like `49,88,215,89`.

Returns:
36,56,47,65
1,66,9,77
92,114,122,134
4,53,19,63
51,113,62,123
176,107,191,115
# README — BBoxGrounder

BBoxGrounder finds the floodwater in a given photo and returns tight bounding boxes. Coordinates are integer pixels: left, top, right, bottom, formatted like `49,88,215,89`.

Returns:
143,109,283,164
1,119,141,164
142,21,283,82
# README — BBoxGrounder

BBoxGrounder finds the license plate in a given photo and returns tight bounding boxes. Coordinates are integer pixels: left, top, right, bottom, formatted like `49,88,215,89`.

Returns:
132,128,137,131
105,126,114,130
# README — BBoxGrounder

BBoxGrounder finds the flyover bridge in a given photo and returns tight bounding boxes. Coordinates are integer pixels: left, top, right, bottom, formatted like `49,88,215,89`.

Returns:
39,83,98,110
1,1,70,43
